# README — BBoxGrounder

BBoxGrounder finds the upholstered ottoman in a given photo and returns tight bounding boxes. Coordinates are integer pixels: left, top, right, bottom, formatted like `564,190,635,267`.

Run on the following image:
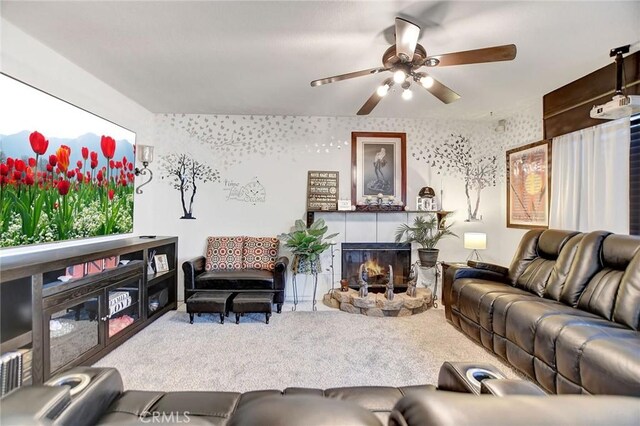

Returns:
232,292,273,324
186,292,232,324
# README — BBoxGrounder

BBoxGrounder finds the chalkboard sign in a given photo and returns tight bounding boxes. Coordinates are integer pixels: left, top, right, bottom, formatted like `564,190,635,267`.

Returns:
307,171,339,211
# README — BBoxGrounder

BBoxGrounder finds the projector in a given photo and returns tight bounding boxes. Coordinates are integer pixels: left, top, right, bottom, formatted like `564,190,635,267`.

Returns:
590,95,640,120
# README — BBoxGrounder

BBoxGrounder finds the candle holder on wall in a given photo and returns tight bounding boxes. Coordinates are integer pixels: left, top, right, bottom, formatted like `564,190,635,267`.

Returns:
134,145,154,194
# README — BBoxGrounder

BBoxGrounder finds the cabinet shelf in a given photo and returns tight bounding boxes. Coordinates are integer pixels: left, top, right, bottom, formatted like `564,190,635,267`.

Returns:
0,331,32,353
43,260,144,297
147,269,176,286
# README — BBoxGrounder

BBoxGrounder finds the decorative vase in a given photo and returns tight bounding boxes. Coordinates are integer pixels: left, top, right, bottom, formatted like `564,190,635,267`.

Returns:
418,248,439,268
292,255,321,275
340,279,349,292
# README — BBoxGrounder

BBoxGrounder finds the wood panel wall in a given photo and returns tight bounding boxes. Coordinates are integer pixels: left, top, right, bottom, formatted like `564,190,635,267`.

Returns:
543,51,639,139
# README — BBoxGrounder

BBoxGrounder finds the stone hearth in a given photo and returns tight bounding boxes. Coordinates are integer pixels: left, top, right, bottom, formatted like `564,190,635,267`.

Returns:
322,288,432,317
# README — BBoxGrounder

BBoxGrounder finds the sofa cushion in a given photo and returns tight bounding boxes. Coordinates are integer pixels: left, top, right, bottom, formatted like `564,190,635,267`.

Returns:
242,237,279,271
504,300,599,355
196,269,275,291
205,237,244,271
532,315,623,369
555,324,640,395
512,230,581,297
456,281,521,325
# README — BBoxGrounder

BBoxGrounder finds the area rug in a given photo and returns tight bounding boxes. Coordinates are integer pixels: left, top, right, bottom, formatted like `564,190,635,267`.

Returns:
93,303,519,392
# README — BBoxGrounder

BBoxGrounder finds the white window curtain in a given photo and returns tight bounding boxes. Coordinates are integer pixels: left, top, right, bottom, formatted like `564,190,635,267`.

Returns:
549,117,630,233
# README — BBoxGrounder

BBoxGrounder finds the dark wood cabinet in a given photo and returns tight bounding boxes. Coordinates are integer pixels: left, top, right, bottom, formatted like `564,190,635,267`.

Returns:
0,236,178,384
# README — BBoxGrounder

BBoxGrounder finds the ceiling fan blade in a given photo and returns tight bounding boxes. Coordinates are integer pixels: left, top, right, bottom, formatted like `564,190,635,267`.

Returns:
419,74,460,104
310,67,388,87
357,78,393,115
426,44,517,67
395,17,420,62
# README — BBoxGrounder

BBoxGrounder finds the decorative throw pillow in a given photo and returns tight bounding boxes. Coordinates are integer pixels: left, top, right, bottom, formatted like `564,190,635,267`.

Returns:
204,236,244,271
243,237,279,271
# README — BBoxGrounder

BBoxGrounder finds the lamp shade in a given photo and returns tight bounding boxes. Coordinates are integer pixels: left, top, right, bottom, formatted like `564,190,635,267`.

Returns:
137,145,154,163
464,232,487,250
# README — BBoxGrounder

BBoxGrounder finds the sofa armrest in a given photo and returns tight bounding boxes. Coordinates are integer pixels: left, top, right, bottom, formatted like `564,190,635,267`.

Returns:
467,261,509,277
274,256,289,291
449,266,510,284
480,379,546,396
389,392,640,426
182,256,206,294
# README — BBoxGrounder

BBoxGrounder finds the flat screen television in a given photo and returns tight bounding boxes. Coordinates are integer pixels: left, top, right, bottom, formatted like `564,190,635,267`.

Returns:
0,73,136,248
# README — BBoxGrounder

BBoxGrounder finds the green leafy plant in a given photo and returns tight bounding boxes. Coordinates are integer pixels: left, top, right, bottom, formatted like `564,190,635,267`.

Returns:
395,214,457,249
279,218,338,261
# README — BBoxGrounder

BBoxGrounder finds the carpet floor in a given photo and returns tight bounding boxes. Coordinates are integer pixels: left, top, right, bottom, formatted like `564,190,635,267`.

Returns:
94,303,519,392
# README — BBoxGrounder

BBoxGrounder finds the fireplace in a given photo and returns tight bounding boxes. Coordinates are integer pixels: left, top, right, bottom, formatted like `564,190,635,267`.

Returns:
341,243,412,293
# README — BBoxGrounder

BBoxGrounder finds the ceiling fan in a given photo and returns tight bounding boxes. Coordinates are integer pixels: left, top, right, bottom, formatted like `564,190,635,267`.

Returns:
310,17,517,115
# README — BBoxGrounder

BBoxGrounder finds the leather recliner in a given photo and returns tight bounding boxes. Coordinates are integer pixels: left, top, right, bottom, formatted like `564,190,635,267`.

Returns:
444,229,640,396
2,366,638,426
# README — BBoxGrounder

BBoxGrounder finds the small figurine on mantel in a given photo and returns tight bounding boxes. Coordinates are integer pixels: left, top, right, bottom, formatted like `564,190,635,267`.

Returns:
385,265,395,300
358,263,369,297
406,263,418,297
340,279,349,292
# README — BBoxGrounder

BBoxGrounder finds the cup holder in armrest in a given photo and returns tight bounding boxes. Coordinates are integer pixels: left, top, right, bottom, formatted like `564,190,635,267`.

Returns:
45,373,91,396
465,368,505,390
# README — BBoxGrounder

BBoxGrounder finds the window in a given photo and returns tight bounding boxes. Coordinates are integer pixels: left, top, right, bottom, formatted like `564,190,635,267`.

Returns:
631,114,639,235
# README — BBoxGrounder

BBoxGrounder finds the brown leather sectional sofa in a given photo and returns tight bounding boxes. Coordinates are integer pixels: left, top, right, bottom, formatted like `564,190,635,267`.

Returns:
444,229,640,396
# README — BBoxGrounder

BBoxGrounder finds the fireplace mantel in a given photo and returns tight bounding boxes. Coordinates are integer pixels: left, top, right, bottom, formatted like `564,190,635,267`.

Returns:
306,210,452,228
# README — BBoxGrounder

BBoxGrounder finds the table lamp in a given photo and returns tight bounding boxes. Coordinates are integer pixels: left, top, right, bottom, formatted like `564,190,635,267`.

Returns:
464,232,486,261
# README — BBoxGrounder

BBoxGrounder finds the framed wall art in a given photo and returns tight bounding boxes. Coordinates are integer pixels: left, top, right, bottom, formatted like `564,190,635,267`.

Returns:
506,139,552,229
351,132,406,206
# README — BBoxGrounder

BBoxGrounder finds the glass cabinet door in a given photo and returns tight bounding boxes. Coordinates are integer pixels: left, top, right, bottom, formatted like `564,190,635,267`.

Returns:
47,293,102,375
105,278,141,341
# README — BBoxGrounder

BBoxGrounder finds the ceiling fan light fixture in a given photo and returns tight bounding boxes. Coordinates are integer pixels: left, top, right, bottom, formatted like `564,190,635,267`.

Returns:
393,70,407,84
402,88,413,100
420,75,434,89
376,84,390,97
424,57,440,67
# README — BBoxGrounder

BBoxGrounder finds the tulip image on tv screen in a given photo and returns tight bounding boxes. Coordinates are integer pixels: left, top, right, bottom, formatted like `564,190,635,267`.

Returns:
0,74,136,248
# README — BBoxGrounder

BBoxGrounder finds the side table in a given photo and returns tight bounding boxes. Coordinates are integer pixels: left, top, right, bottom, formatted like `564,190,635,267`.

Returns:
441,262,469,321
416,261,440,308
291,272,319,312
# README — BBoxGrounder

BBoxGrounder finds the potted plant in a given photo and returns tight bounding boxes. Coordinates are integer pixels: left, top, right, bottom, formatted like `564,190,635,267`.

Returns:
395,214,457,267
279,218,338,274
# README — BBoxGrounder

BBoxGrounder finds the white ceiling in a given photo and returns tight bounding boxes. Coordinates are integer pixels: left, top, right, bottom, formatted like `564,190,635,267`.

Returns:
2,1,639,119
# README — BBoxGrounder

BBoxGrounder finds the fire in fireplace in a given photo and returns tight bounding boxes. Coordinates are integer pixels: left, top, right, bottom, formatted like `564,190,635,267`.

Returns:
341,243,411,293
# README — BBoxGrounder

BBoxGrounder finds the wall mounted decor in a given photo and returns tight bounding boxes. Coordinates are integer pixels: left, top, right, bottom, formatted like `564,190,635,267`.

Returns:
307,171,339,211
506,140,551,229
159,153,220,219
351,132,406,206
433,134,497,222
226,177,266,204
0,73,136,248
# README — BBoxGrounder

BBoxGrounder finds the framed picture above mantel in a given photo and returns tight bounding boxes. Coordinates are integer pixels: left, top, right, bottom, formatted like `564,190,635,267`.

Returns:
351,132,407,206
506,139,552,229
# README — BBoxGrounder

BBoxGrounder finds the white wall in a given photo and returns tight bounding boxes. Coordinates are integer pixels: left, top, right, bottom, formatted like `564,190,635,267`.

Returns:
0,19,156,253
151,109,542,301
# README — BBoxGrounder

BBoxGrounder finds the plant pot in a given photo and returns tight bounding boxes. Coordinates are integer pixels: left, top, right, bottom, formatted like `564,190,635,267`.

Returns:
292,255,321,275
418,248,439,267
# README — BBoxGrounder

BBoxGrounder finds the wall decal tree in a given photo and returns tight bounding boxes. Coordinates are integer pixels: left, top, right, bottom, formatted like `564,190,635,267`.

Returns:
160,153,220,219
427,134,497,221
